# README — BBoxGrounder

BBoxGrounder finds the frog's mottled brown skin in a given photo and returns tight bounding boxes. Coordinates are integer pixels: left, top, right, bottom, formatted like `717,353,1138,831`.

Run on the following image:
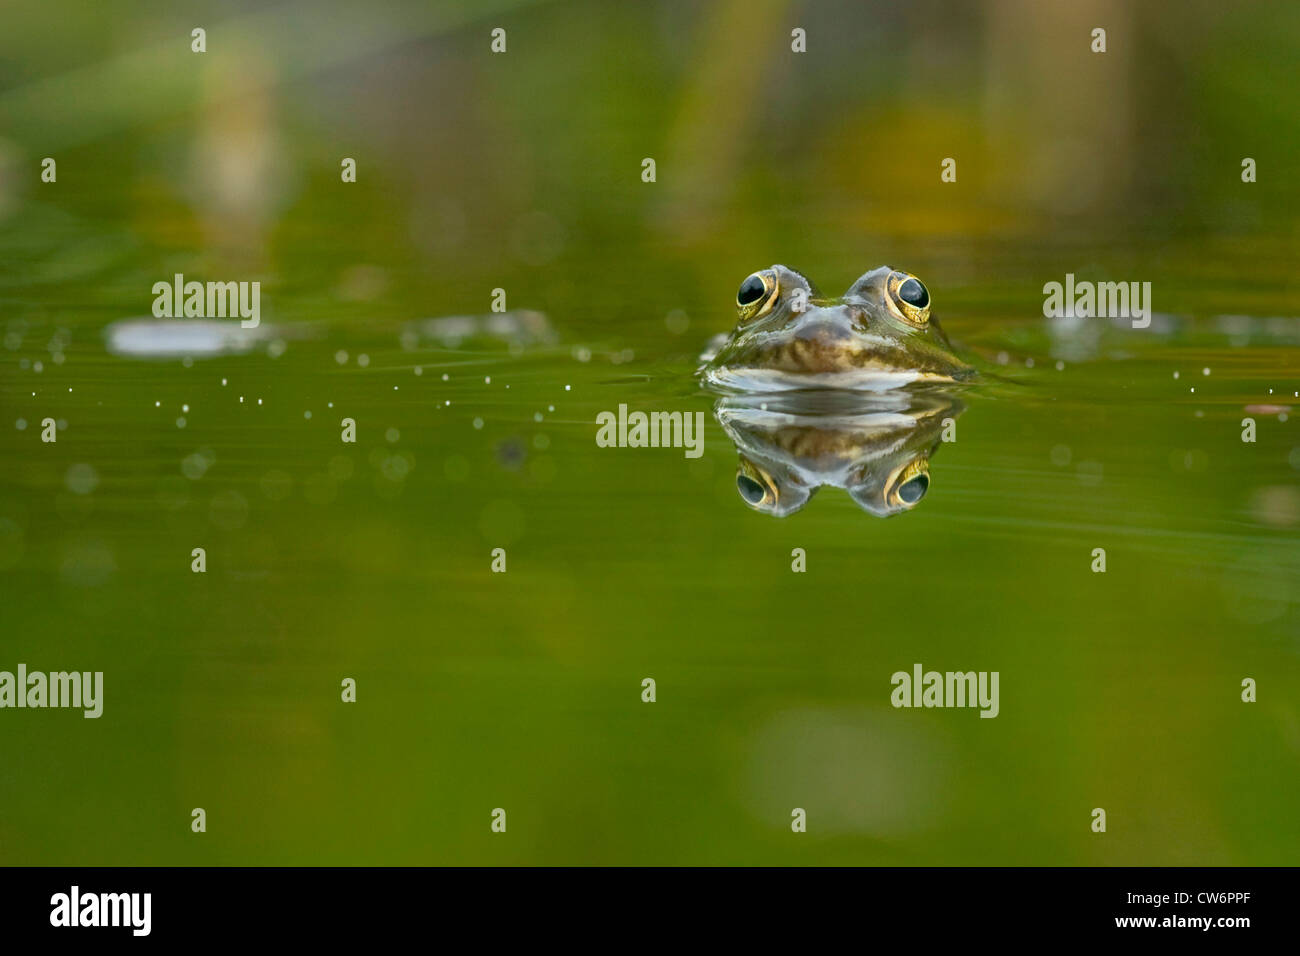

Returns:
700,265,974,391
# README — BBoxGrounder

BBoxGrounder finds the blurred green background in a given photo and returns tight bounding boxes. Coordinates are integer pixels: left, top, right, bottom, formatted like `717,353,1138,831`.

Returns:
0,0,1297,864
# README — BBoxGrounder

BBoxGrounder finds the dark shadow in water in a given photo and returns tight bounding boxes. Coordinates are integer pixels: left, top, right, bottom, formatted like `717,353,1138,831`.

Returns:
714,390,966,518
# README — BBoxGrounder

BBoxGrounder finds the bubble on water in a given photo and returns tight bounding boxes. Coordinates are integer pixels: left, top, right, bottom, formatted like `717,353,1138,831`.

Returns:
414,366,423,377
1076,460,1104,486
267,340,286,359
176,417,186,428
1049,444,1071,467
182,404,190,413
33,361,42,373
564,385,571,391
15,418,26,430
1202,367,1211,376
304,410,312,420
57,419,67,431
181,450,214,480
1250,486,1300,528
442,373,449,381
335,350,349,365
222,378,227,386
573,346,592,363
385,427,400,443
472,417,484,430
533,412,543,422
357,354,370,368
381,451,413,482
1055,360,1064,371
485,376,491,384
65,463,99,495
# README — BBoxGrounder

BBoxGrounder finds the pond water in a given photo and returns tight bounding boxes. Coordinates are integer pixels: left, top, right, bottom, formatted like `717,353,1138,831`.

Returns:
1,0,1297,865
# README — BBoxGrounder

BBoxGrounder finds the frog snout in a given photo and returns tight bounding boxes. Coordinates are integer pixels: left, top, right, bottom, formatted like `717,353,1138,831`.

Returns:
790,315,856,346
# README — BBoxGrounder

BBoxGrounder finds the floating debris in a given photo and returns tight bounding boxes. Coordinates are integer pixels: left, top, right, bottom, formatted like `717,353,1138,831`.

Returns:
105,318,271,359
404,310,556,349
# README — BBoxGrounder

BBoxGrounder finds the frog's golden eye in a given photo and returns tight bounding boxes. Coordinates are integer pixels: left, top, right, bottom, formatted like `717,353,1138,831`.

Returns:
887,271,931,326
737,270,778,320
888,458,930,508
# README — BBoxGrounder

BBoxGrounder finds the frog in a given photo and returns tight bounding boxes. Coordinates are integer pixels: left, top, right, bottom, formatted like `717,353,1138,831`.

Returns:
714,390,963,517
699,265,975,391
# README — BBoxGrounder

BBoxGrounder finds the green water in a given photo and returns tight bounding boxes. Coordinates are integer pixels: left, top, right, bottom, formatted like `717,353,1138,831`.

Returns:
1,0,1298,865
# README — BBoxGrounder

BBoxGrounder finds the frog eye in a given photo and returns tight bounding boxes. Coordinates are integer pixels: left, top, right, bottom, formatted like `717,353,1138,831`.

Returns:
737,474,767,504
736,463,777,509
887,272,930,326
736,270,778,320
888,459,930,509
897,473,929,504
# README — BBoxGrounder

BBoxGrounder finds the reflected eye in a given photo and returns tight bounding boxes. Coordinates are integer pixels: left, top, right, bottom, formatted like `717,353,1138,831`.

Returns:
887,459,930,510
897,473,929,504
737,474,766,505
736,270,778,320
887,271,931,326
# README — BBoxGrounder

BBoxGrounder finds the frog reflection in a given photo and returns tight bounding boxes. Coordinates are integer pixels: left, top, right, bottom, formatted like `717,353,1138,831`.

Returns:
715,391,964,517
